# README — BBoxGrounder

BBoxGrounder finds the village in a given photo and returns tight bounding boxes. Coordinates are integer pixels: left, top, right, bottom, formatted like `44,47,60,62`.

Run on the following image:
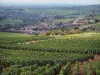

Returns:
15,17,100,35
0,14,100,35
0,6,100,35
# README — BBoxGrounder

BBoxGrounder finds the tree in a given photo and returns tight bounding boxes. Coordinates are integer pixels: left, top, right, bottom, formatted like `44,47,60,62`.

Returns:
74,27,79,30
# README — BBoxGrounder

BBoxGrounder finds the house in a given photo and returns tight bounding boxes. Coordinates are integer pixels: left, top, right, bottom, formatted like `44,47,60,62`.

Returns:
37,23,49,30
20,28,25,33
20,24,49,35
73,19,89,26
63,22,75,27
57,22,75,28
23,25,37,34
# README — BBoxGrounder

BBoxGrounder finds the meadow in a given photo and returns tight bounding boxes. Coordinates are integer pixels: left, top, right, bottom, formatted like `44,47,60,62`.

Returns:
0,32,28,37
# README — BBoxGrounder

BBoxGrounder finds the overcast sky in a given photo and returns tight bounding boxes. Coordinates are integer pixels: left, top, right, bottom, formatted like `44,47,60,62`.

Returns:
0,0,100,5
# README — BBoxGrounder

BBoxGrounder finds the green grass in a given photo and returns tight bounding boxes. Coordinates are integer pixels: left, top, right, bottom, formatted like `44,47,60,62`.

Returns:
0,32,28,37
51,32,100,39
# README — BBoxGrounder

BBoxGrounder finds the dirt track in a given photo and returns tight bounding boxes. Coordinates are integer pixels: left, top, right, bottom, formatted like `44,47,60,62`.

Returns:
69,55,100,75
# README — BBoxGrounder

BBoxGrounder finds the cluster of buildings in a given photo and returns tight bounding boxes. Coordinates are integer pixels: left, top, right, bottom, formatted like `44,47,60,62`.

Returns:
73,19,89,25
18,19,91,35
7,18,95,35
19,23,51,35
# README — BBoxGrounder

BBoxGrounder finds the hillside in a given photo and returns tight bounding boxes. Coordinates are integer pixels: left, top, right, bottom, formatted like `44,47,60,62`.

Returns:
0,32,100,75
0,4,100,32
0,4,100,75
79,23,100,31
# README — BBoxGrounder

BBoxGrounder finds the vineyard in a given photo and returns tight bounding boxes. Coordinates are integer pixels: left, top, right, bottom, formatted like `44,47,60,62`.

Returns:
0,32,100,75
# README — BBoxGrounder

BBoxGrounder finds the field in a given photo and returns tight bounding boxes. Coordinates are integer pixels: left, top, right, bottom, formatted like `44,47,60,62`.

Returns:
52,32,100,39
0,32,29,37
0,32,100,75
0,18,23,25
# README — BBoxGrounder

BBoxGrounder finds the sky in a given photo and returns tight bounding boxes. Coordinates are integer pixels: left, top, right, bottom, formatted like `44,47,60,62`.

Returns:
0,0,100,5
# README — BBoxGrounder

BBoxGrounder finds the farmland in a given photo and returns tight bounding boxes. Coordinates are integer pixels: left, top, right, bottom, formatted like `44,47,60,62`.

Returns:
0,1,100,75
0,32,100,75
0,32,28,37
